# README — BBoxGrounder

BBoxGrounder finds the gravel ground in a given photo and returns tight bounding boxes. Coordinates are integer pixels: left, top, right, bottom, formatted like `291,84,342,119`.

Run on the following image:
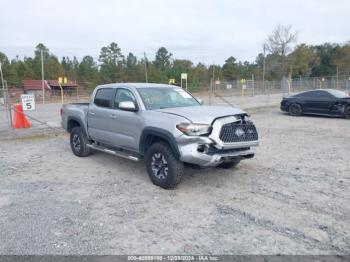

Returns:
0,108,349,255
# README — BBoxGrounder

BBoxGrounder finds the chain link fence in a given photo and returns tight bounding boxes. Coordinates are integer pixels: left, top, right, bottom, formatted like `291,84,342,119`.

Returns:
1,75,350,133
0,84,13,130
212,75,350,98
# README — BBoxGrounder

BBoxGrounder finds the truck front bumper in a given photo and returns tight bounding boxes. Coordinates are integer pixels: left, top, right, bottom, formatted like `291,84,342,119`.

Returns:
177,136,256,167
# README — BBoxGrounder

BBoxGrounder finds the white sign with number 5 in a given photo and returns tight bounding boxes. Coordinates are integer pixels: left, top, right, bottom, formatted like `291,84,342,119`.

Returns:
21,94,36,111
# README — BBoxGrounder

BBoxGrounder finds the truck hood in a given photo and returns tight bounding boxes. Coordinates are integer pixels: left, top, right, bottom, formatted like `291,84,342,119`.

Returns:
155,106,245,124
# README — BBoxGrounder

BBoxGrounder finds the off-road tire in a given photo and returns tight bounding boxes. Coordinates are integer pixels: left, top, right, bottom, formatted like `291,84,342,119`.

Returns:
217,159,241,169
145,142,184,189
70,126,91,157
345,106,350,119
289,103,302,116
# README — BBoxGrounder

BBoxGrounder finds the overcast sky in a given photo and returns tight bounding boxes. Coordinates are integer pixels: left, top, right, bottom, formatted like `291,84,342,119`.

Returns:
1,0,349,65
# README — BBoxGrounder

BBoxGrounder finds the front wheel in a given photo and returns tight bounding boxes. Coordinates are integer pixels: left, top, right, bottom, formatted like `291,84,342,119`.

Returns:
70,126,91,157
289,103,302,116
145,142,184,189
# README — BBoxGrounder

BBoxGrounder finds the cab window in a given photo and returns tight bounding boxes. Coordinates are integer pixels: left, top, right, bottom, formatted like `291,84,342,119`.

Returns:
313,91,332,99
94,88,114,108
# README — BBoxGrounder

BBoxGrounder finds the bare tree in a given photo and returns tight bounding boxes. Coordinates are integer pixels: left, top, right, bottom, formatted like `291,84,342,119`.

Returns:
265,24,298,78
266,24,297,56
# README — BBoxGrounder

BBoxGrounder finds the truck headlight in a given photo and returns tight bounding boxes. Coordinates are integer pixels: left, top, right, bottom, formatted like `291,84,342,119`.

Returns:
176,123,212,136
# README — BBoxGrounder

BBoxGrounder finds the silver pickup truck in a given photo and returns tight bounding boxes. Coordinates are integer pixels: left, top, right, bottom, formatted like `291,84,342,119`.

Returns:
61,83,259,189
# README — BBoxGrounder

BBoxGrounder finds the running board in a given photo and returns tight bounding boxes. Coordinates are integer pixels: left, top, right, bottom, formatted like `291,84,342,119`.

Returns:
86,144,140,162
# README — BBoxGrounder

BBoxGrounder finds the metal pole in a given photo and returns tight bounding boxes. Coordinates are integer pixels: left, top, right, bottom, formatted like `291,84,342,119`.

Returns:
262,44,266,94
0,62,11,127
58,83,64,104
5,80,12,127
0,62,5,96
209,79,212,105
313,77,315,89
212,64,215,93
336,67,339,89
144,52,148,83
267,81,270,105
41,49,45,104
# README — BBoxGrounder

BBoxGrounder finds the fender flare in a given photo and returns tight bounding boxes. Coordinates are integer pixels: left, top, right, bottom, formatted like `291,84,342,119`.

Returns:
139,127,180,160
67,116,88,136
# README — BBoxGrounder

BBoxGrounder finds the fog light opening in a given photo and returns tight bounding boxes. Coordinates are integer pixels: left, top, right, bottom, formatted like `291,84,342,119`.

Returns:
197,144,209,153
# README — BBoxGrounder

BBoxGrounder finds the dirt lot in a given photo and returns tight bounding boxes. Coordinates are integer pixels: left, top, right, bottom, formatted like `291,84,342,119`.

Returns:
0,108,349,255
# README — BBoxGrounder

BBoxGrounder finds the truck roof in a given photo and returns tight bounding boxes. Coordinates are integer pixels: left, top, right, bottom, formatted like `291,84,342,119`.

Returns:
96,83,180,89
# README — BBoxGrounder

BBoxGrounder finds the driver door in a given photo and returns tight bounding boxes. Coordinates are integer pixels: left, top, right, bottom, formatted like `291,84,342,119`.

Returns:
109,88,143,152
304,91,334,114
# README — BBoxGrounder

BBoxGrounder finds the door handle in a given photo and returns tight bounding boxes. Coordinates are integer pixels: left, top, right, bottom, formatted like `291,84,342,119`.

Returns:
109,114,117,119
89,112,95,116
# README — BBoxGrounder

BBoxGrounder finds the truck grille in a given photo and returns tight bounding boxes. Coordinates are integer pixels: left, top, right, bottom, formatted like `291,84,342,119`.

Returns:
219,122,258,143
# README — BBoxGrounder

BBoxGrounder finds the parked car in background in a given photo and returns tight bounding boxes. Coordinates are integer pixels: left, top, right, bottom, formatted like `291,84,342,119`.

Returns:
280,89,350,119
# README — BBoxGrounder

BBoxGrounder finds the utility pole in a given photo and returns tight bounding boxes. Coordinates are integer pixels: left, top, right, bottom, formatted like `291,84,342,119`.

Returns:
41,49,45,104
144,52,148,83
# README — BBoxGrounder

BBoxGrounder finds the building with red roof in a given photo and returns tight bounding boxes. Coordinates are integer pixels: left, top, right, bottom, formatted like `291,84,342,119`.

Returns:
22,79,78,98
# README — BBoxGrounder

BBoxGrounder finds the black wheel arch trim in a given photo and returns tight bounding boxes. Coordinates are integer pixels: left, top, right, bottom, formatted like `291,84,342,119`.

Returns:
67,116,88,136
140,127,181,160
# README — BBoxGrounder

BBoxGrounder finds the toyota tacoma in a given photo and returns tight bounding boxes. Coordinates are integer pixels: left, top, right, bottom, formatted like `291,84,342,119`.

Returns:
61,83,259,189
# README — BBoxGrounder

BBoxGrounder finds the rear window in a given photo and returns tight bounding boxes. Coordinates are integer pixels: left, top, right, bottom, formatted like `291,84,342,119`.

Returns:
94,88,114,108
326,89,349,98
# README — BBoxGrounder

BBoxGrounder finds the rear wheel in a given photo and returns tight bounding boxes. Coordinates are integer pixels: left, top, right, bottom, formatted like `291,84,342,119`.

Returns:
70,127,91,157
145,142,184,189
289,103,302,116
217,159,241,169
345,106,350,119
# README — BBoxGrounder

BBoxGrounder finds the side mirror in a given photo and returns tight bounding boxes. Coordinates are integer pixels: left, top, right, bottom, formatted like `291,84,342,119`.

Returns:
119,101,138,112
196,97,203,105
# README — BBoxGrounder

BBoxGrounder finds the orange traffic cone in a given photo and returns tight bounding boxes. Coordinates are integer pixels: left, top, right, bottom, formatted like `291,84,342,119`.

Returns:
12,104,31,128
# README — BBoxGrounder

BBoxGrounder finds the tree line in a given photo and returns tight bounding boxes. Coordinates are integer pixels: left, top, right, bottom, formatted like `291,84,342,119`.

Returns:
0,25,349,92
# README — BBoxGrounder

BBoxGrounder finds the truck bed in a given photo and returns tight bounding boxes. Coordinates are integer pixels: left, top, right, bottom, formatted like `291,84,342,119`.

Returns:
61,103,90,132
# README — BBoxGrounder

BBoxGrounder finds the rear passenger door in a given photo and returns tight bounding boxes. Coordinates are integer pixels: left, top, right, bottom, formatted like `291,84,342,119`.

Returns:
87,88,117,144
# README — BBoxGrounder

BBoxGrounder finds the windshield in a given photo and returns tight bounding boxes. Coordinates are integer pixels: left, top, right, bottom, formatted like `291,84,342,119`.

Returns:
326,89,349,98
137,87,200,110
